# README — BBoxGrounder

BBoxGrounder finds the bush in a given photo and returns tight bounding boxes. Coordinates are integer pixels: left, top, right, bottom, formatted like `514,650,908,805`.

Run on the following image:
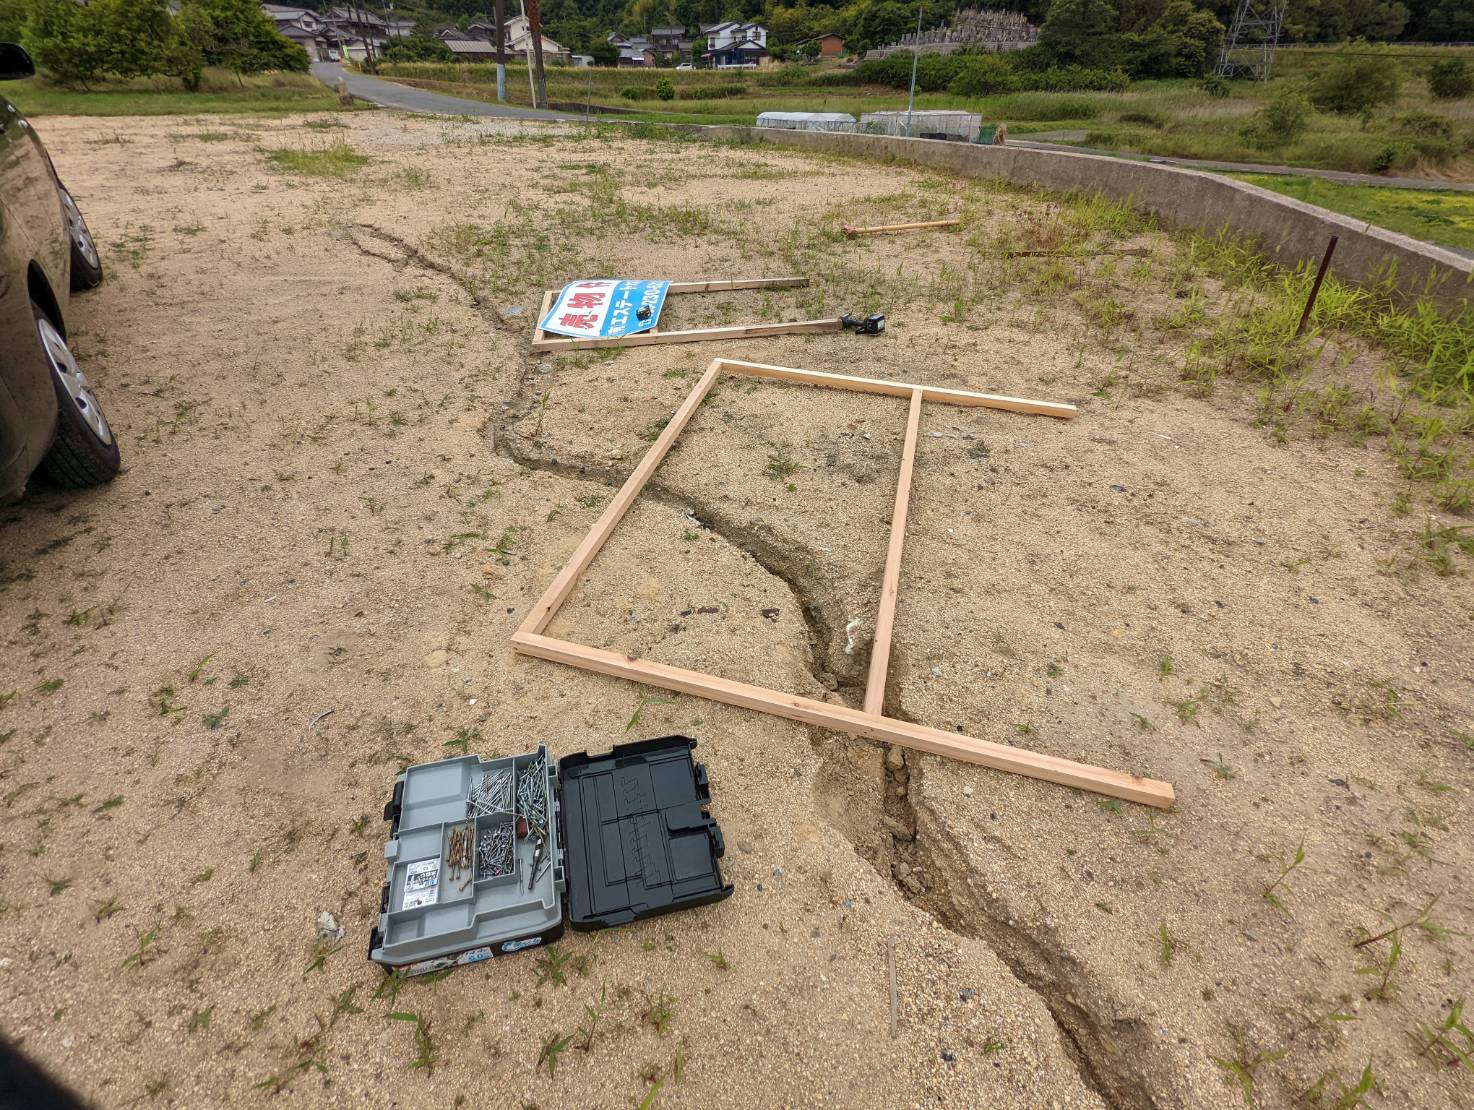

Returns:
1239,87,1310,150
1020,65,1129,93
1200,74,1230,98
654,76,674,101
1427,57,1472,101
1308,45,1401,115
948,54,1017,97
1394,111,1453,140
620,85,643,100
380,35,452,64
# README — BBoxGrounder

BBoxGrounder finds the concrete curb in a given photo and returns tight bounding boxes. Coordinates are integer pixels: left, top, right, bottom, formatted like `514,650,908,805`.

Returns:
697,126,1474,312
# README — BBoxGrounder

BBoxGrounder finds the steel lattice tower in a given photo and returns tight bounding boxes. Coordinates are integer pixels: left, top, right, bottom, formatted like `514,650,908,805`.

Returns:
1215,0,1287,81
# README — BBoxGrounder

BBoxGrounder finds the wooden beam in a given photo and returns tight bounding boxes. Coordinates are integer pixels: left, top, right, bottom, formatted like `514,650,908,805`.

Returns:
664,278,808,294
534,289,554,344
844,219,960,238
530,318,844,354
511,631,1175,809
715,359,1077,420
864,388,922,716
516,360,723,637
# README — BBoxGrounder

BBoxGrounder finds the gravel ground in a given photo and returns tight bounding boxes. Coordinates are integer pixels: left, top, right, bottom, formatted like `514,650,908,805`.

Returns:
0,110,1470,1108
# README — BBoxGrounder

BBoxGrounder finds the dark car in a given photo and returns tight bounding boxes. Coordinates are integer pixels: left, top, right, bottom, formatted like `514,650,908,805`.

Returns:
0,42,117,502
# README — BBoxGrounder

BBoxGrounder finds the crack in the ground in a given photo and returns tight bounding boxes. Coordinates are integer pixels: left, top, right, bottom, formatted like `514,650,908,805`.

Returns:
350,221,1162,1106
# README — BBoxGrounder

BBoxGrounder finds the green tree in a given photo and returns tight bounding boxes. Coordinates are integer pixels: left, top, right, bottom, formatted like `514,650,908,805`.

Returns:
1427,57,1471,100
24,0,107,87
1240,86,1311,149
1039,0,1122,69
94,0,172,79
1308,43,1401,114
0,0,28,43
176,0,308,80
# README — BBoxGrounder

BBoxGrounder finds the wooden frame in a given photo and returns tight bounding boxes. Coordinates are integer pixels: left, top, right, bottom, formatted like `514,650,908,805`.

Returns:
511,358,1174,809
531,277,839,354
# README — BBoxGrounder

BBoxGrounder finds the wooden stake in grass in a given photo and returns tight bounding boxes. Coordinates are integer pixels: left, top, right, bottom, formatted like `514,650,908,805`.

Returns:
1295,235,1338,339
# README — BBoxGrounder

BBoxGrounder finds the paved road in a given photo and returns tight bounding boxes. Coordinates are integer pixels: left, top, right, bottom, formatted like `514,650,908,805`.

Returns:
310,62,574,121
1013,133,1474,193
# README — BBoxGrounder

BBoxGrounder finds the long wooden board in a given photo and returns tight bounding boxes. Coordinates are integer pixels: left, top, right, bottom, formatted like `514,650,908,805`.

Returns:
844,219,960,237
531,318,843,354
716,358,1078,419
513,632,1175,810
864,388,922,716
510,357,1173,809
518,361,723,638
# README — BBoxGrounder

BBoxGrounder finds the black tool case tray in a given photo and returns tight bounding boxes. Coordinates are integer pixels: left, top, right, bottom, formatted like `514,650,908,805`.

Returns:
560,735,733,929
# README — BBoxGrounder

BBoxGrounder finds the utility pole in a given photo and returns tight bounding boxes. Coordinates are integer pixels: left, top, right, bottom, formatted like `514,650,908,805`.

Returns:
494,0,507,101
517,0,536,106
904,2,922,137
525,0,548,110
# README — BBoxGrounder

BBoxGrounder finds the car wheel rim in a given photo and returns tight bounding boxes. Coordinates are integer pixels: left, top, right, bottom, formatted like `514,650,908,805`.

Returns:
60,189,99,270
36,315,112,447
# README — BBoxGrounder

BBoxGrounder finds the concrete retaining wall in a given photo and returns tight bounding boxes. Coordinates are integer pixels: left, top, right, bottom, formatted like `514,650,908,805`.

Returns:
698,126,1474,312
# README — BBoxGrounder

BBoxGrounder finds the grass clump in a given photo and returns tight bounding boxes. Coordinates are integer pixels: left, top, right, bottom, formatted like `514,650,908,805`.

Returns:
266,143,370,178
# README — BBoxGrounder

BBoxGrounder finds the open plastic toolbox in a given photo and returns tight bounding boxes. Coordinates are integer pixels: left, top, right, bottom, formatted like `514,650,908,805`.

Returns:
369,735,732,975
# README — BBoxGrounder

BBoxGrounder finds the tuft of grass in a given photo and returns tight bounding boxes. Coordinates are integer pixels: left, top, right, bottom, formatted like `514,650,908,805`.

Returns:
1157,922,1177,966
643,990,677,1036
1211,1025,1288,1106
266,142,370,178
1262,838,1307,917
537,1029,573,1078
386,1011,440,1074
1414,997,1474,1073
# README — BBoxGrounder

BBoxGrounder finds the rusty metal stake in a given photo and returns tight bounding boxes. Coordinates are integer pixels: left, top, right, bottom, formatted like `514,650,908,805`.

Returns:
1295,235,1339,339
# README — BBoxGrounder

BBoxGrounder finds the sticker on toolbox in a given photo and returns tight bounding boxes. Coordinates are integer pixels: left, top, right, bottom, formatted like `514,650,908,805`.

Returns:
402,858,440,909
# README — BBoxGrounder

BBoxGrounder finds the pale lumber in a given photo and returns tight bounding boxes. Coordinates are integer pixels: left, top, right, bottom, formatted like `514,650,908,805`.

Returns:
716,359,1077,419
534,289,554,343
516,361,722,637
864,388,922,716
664,277,808,294
530,318,843,353
844,219,960,237
510,632,1176,809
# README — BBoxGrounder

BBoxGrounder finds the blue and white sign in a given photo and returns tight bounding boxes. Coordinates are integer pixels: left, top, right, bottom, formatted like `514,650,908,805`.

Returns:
540,279,670,340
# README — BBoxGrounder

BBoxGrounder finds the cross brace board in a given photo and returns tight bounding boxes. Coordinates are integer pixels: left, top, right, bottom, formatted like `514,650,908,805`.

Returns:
511,358,1175,809
531,277,832,353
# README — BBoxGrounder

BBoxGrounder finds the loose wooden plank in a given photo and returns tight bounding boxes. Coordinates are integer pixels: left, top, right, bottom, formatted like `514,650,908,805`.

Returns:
510,632,1176,809
716,358,1078,419
864,388,923,716
534,289,555,344
516,361,723,637
844,219,960,238
664,278,808,294
530,318,843,354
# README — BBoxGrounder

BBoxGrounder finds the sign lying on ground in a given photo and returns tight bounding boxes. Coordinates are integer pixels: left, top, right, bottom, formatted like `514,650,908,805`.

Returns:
538,279,670,340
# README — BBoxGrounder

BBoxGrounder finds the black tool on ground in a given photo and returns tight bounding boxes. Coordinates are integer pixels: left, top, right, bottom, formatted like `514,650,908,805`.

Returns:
370,736,731,976
840,312,886,335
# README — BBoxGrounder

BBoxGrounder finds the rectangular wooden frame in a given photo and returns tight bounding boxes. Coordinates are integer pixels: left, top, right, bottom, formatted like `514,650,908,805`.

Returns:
531,277,846,354
511,358,1175,809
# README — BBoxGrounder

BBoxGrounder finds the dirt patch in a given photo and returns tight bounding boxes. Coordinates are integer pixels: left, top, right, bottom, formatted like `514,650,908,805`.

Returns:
0,111,1470,1109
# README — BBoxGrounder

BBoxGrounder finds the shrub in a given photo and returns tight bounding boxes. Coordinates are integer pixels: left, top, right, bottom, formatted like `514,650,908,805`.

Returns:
1394,112,1452,140
1239,87,1310,150
948,54,1017,97
1020,65,1129,93
654,76,674,101
1308,45,1401,115
1119,110,1164,127
620,85,643,100
1200,74,1230,98
1427,58,1472,101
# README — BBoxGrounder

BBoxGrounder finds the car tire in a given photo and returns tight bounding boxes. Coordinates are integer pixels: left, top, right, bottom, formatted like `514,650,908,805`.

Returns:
59,185,103,290
32,302,120,487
